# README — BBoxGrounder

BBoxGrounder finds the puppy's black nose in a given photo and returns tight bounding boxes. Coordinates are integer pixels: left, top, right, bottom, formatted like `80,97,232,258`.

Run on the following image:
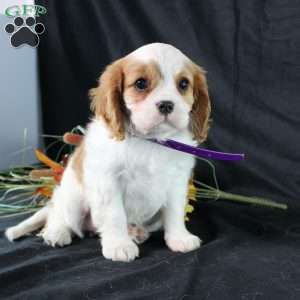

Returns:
156,101,174,115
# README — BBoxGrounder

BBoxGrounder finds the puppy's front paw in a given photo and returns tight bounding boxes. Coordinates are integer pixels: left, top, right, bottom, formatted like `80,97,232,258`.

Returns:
102,238,139,262
165,233,201,253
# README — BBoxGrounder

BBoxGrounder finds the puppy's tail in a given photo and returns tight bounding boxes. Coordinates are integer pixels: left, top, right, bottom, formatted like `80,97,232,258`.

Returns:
5,206,49,241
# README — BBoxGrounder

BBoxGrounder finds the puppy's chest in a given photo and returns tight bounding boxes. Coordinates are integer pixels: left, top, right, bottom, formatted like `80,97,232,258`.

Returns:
121,166,164,224
122,140,181,182
120,140,189,224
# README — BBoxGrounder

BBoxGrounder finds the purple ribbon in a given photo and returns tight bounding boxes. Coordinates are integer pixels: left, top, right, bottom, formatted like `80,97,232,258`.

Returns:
151,139,245,161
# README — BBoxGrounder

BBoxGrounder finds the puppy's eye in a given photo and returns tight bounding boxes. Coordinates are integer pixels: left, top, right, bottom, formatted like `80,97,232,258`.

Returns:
134,78,148,91
178,78,189,91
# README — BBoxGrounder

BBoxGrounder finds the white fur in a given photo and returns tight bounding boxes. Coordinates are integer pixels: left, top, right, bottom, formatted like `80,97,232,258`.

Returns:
5,43,202,262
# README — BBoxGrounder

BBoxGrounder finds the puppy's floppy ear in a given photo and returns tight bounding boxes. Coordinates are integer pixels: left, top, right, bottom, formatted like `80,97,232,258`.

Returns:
191,64,211,143
89,59,125,140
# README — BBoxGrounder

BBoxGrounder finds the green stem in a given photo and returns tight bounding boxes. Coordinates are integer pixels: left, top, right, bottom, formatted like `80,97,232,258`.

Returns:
219,191,287,210
195,190,287,210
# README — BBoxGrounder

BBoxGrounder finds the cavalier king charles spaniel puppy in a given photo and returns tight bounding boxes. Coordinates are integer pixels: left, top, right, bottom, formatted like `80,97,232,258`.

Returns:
6,43,211,262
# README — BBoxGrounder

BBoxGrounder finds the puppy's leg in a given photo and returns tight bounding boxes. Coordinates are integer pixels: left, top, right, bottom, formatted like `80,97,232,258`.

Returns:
41,168,83,247
163,175,201,253
6,206,49,241
87,177,139,262
40,187,73,247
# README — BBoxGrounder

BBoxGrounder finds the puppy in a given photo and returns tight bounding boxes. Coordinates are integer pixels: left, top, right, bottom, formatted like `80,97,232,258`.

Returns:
6,43,211,262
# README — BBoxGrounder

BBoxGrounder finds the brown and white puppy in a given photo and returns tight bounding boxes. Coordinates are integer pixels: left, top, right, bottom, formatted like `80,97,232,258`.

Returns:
6,43,211,262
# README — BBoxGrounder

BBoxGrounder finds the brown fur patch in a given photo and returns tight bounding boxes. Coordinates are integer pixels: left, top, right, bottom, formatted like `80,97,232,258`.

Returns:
72,142,85,184
89,59,161,140
185,62,211,143
123,60,161,103
175,70,194,106
89,58,126,140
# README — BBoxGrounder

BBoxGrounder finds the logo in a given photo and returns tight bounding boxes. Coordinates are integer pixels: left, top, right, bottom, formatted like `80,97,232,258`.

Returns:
4,5,47,48
5,4,47,17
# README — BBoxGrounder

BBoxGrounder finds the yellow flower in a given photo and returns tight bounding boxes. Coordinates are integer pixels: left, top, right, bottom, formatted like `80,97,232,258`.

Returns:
185,180,198,221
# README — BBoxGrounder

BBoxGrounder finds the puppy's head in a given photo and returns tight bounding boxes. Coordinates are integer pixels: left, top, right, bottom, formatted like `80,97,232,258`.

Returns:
90,43,211,142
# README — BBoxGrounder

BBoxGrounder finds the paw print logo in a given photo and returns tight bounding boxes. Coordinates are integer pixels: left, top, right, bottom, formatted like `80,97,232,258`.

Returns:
5,16,45,48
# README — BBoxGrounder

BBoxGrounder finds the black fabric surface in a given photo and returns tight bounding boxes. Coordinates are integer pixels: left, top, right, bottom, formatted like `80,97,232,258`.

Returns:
1,0,300,299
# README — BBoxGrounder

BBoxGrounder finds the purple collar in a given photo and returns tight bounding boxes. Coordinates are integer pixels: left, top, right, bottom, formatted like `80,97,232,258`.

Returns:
150,139,245,161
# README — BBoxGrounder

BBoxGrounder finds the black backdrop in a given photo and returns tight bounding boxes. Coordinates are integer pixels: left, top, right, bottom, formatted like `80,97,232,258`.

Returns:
0,1,299,299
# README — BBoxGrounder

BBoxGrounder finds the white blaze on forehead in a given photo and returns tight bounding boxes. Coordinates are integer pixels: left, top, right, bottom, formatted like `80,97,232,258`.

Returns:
127,43,190,79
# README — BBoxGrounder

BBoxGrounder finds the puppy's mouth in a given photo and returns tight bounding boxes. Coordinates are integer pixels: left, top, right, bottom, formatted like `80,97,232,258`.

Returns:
154,115,173,126
131,116,182,139
148,115,177,130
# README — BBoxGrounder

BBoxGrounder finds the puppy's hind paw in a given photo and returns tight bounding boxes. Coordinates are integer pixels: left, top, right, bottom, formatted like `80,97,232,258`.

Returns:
41,227,72,247
128,224,150,244
166,233,201,253
5,226,25,241
5,227,17,242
